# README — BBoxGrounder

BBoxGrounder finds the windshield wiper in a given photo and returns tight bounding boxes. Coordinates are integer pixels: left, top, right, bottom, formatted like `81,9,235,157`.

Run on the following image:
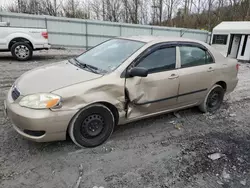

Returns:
72,58,100,74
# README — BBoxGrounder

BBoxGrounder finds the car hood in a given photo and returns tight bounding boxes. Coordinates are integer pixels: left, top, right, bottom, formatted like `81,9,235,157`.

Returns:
16,61,103,95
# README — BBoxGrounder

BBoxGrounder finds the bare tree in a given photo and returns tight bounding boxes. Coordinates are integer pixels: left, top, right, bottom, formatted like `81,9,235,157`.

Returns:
122,0,129,22
139,0,150,24
63,0,89,18
184,0,189,15
207,0,213,31
17,0,30,13
122,0,141,24
102,0,106,20
164,0,181,26
6,0,250,30
104,0,123,22
152,0,159,24
247,0,250,19
239,0,250,20
91,0,102,20
41,0,61,16
135,0,139,23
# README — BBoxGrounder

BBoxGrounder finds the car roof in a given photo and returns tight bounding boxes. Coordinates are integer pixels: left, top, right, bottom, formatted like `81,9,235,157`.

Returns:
119,35,204,44
117,35,227,63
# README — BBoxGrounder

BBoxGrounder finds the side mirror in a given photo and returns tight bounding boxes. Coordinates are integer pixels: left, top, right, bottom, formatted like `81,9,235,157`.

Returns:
128,67,148,77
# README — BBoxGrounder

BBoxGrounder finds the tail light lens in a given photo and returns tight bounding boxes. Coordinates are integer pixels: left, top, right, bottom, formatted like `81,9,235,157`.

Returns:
42,32,48,39
236,63,240,71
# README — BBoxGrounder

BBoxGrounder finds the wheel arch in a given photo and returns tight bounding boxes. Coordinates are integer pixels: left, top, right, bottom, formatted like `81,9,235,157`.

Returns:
66,101,120,140
8,37,34,50
215,81,227,91
98,102,119,126
199,83,225,113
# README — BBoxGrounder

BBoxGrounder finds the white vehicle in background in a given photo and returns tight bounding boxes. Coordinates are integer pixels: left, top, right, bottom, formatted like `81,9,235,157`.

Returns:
0,22,50,61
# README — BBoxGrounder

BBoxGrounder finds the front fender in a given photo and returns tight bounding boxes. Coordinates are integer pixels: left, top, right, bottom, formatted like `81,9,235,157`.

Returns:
51,74,126,120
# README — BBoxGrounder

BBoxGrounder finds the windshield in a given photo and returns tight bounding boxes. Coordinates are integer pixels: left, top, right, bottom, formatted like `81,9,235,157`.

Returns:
76,39,145,72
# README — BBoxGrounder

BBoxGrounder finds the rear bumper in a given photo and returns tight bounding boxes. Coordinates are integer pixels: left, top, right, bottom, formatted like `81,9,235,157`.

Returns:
43,43,51,49
34,43,51,50
226,78,238,94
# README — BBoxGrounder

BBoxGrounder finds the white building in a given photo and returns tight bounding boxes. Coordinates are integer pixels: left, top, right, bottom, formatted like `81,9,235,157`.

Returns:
211,21,250,61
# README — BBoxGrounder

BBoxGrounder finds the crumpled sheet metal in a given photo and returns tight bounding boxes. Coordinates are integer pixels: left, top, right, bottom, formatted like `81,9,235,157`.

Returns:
52,74,126,123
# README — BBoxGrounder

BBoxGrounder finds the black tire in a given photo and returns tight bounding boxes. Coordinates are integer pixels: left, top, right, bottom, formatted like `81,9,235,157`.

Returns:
11,42,33,61
69,104,115,148
199,84,225,113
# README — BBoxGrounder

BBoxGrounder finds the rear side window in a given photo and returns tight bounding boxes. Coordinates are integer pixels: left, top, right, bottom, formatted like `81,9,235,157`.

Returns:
180,46,214,68
212,35,228,45
136,47,176,73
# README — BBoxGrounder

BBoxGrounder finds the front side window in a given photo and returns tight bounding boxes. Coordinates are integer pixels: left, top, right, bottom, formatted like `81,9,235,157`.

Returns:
212,35,228,45
180,46,214,68
136,47,176,73
76,39,145,73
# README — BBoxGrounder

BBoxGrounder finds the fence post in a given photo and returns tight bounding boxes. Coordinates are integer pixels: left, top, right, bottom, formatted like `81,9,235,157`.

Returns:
85,21,88,49
45,17,48,29
119,24,122,36
206,32,211,44
206,33,209,43
151,27,153,35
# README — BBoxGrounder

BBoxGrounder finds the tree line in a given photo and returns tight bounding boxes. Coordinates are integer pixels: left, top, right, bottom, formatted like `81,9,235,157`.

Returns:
4,0,250,31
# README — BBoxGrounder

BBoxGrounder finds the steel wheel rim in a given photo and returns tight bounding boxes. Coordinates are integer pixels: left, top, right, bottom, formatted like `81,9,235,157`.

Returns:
15,45,29,59
81,114,105,138
207,90,220,109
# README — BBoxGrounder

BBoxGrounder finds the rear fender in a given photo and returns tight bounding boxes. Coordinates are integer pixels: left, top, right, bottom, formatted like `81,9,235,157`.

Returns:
6,33,35,48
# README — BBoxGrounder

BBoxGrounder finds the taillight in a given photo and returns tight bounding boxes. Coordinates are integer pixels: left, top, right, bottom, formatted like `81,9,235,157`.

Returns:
42,32,48,39
236,63,240,71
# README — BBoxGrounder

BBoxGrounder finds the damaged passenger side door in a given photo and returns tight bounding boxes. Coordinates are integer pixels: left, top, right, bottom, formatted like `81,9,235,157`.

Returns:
125,44,180,119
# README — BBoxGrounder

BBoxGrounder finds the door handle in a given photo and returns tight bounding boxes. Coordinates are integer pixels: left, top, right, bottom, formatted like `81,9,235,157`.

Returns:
168,74,179,79
207,67,215,72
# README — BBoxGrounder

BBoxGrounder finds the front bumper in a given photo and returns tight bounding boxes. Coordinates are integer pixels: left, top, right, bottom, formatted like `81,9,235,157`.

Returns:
5,90,77,142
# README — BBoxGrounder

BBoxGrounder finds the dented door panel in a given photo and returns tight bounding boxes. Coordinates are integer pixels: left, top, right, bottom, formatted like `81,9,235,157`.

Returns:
126,70,179,119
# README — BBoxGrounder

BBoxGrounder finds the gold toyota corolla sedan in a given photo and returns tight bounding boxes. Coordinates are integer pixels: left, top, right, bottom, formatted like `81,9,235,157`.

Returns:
4,36,239,147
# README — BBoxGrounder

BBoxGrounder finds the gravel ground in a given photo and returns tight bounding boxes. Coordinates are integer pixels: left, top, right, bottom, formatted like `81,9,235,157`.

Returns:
1,50,250,188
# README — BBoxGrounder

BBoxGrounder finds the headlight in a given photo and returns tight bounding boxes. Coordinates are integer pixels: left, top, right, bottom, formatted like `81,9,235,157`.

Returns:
19,93,61,109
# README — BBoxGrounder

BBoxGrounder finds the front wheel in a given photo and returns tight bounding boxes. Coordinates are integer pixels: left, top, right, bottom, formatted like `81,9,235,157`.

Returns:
11,42,33,61
199,85,225,113
69,104,115,148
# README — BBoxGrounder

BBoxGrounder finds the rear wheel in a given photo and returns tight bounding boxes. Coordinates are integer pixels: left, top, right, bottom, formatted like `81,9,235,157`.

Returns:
199,85,225,113
69,104,115,148
11,42,33,61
